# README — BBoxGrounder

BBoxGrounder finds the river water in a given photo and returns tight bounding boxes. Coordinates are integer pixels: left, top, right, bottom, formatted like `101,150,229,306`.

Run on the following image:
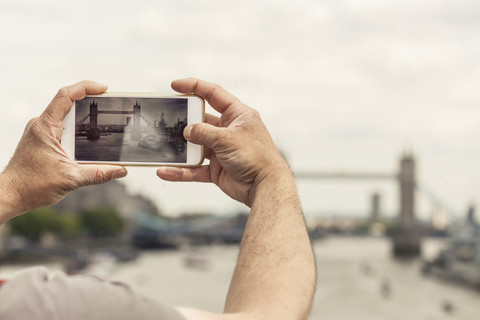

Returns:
107,237,480,320
1,237,479,319
75,132,185,163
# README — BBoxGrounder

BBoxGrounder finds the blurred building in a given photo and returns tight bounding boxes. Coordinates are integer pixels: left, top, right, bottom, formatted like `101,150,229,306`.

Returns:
430,207,448,236
53,180,160,218
52,180,161,242
424,204,480,286
369,192,387,237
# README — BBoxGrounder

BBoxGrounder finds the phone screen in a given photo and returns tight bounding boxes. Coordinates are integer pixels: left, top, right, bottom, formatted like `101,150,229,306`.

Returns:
74,96,189,163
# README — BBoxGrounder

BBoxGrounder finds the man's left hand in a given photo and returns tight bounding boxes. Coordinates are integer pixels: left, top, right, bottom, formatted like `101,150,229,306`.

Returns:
0,81,127,224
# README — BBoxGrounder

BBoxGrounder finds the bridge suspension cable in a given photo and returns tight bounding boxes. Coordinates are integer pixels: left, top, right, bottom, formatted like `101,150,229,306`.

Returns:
415,183,460,221
76,113,90,126
140,114,155,127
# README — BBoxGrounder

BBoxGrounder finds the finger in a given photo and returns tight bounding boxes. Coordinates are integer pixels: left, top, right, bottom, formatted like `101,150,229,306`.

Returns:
183,123,223,148
171,78,241,114
182,113,218,156
42,80,108,123
76,165,128,187
157,166,211,183
205,113,220,126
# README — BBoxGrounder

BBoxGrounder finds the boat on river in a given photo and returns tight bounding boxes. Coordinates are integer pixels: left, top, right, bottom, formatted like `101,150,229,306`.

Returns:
423,206,480,287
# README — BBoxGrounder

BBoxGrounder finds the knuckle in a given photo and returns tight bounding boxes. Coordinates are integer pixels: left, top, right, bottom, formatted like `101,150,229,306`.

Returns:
27,117,45,137
77,80,94,90
94,169,107,184
25,117,38,131
245,107,261,119
56,87,70,99
94,168,111,184
79,80,91,86
190,124,207,140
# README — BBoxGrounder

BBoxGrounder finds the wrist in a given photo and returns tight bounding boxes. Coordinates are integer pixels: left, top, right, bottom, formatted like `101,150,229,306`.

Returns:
0,171,25,225
248,160,298,208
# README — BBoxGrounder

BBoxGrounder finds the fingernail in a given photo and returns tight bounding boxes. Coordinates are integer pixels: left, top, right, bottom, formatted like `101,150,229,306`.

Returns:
184,125,192,140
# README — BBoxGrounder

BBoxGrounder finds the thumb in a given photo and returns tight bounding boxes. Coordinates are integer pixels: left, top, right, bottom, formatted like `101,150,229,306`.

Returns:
76,165,128,187
184,123,223,148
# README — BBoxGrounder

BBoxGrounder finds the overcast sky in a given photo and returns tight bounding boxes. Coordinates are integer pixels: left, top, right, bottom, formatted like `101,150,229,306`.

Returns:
1,0,479,221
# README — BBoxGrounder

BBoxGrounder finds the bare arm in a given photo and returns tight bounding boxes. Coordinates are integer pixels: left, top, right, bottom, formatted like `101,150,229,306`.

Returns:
224,170,316,320
158,79,316,320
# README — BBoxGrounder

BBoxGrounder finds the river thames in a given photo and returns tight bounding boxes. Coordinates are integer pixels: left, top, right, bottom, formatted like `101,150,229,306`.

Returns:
1,237,479,319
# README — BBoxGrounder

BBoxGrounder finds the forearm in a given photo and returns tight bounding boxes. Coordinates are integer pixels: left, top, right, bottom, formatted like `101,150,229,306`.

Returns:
224,168,316,320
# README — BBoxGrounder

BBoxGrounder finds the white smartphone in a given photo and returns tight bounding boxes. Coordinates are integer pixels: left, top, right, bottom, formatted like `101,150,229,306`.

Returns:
61,93,205,166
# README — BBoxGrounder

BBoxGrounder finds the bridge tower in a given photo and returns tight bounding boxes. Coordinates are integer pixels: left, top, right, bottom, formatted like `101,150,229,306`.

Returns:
132,101,141,141
370,192,381,223
392,153,421,256
87,101,100,140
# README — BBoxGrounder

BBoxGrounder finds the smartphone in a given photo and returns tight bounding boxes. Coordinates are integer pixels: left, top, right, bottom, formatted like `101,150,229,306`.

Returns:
61,93,205,166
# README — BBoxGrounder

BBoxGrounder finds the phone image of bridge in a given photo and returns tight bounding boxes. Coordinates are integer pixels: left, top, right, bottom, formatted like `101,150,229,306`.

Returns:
75,98,188,162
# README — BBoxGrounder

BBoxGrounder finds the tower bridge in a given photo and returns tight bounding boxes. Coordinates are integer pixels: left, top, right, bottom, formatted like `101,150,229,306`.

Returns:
84,100,142,141
295,154,429,257
76,101,185,139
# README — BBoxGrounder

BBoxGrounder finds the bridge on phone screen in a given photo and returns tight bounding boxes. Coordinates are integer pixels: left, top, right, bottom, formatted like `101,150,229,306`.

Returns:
75,100,143,141
75,100,187,153
295,153,457,257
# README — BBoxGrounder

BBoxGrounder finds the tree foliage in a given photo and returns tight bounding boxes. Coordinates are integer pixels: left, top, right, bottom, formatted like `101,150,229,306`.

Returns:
8,207,125,240
79,208,124,237
9,207,81,240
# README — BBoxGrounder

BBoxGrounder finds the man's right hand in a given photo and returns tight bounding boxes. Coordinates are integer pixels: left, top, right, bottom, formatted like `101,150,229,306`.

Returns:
157,78,290,207
159,79,316,320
